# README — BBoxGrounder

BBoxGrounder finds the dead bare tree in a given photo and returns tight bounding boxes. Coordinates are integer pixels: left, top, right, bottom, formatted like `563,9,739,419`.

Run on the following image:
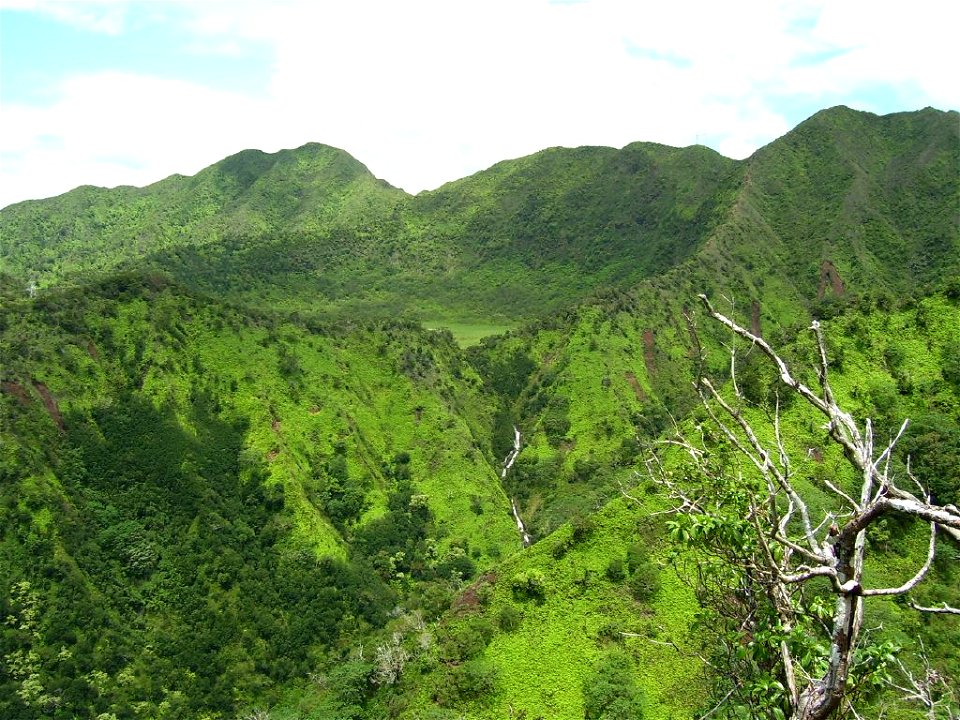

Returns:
888,639,959,720
651,295,959,720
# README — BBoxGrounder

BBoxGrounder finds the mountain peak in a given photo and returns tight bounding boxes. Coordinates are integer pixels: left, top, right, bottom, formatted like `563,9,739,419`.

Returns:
205,141,380,190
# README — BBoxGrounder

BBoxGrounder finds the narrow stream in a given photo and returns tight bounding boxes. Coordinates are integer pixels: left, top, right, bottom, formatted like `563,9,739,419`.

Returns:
502,426,531,547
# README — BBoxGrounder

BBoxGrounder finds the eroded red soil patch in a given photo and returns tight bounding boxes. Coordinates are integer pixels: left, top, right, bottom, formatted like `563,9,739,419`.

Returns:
1,381,31,407
818,260,845,299
624,371,647,401
452,572,497,613
32,381,65,432
641,329,656,376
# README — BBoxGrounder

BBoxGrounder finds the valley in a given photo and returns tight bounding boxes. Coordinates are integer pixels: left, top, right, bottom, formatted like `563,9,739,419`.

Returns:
1,105,958,719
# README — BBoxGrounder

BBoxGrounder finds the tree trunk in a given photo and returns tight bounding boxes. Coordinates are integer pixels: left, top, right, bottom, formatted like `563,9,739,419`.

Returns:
794,533,863,720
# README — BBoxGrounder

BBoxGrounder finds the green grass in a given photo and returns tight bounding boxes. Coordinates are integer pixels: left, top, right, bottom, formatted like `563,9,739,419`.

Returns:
424,320,518,348
391,487,707,719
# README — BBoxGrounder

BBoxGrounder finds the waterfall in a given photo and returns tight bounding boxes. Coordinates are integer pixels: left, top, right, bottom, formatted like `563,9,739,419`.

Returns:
502,426,531,547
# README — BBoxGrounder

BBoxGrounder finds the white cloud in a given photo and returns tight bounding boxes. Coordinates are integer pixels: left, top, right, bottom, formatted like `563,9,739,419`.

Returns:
1,0,130,34
0,72,270,205
1,0,956,208
777,0,958,108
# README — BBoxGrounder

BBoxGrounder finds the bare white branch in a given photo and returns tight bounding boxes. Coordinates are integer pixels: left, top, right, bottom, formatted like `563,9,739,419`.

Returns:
650,295,960,720
907,601,960,616
820,476,861,512
780,566,839,584
863,523,937,597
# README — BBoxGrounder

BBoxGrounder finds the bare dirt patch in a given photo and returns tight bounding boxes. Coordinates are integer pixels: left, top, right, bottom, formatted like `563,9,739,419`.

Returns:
641,329,656,376
1,381,31,407
32,381,65,432
818,260,845,299
624,371,647,401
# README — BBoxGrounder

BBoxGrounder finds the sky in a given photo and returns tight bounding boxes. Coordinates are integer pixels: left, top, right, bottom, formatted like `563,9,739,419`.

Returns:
0,0,957,209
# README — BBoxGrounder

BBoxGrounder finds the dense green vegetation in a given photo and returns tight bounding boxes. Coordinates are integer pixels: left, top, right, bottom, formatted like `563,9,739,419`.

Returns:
0,275,518,718
1,106,958,718
0,139,743,324
5,107,955,327
365,289,957,720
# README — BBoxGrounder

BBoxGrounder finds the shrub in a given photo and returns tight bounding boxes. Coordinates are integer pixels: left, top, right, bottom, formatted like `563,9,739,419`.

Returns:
436,658,498,706
596,621,622,643
510,569,547,602
583,650,644,719
551,536,574,560
455,657,498,699
324,660,374,713
497,605,522,632
628,562,661,603
434,549,476,582
625,543,648,574
437,617,495,663
542,397,571,446
605,557,626,582
570,513,594,543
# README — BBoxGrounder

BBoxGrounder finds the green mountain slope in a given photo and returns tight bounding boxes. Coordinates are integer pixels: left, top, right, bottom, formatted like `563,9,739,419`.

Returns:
5,107,954,327
1,105,957,719
359,288,959,720
0,143,405,289
7,281,931,720
397,141,742,318
698,106,960,315
0,140,742,324
453,106,958,536
0,275,519,718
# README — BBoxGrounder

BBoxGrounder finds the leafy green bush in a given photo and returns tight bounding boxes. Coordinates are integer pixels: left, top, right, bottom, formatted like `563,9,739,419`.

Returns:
434,549,477,583
510,569,547,602
551,536,574,560
605,557,626,582
436,658,498,707
317,454,370,526
469,494,484,515
322,660,374,718
570,513,594,543
625,543,648,574
582,650,644,719
626,544,660,602
437,617,495,663
898,412,960,505
628,565,661,603
941,340,960,391
542,396,571,446
497,605,522,632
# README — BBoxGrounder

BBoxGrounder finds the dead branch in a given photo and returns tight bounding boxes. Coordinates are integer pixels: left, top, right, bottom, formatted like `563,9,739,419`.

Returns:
907,600,960,616
653,295,960,720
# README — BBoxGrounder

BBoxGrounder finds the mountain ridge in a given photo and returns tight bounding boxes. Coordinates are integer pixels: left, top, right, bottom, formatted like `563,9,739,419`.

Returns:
7,104,951,211
3,106,955,328
1,104,958,719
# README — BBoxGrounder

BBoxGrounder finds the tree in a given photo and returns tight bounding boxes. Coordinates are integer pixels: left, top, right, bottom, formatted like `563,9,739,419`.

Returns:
583,649,645,719
645,295,960,720
373,632,410,686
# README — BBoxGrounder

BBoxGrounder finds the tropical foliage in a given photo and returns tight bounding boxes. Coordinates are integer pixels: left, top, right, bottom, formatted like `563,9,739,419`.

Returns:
0,106,957,719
